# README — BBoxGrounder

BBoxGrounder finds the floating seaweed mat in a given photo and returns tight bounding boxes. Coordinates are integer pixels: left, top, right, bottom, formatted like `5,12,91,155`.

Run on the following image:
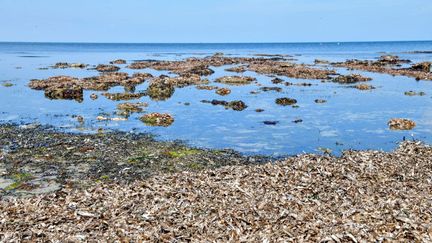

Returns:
1,141,432,241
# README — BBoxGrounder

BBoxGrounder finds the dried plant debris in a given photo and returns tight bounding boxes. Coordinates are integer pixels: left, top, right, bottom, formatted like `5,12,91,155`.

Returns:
201,100,248,111
332,58,432,80
140,113,174,127
1,139,432,241
388,118,416,130
215,76,256,85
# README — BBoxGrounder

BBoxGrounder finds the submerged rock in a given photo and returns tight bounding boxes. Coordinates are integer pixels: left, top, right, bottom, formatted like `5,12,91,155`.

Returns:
140,113,174,127
388,118,416,130
215,76,256,85
275,98,297,106
196,85,219,90
263,121,278,125
255,109,265,112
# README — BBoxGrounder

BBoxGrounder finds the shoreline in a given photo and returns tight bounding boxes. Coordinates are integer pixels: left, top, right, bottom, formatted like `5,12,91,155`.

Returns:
1,130,431,241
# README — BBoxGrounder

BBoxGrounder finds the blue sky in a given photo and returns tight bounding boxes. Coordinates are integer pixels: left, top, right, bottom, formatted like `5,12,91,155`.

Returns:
0,0,431,43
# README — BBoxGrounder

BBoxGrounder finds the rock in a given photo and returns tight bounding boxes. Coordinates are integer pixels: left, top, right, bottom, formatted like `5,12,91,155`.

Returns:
52,62,88,69
271,78,284,84
255,109,264,112
110,59,127,65
314,59,330,64
292,119,303,123
196,85,219,90
355,84,375,90
225,66,246,73
201,100,247,111
45,85,83,102
76,116,84,123
215,76,256,85
263,121,278,125
315,99,327,104
388,118,416,130
117,102,148,113
332,74,372,84
215,88,231,96
275,98,297,106
146,79,175,101
404,91,426,96
410,62,431,72
102,92,145,101
95,64,120,72
90,93,98,100
97,116,127,121
140,113,174,127
260,87,282,92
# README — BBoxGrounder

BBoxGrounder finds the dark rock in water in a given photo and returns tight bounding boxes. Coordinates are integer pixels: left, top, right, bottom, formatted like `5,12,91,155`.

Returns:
275,97,297,106
52,62,88,69
187,64,214,76
388,118,416,130
263,121,279,125
117,102,148,114
146,79,175,101
225,66,246,73
215,88,231,96
404,91,426,96
215,76,256,85
110,59,127,65
271,78,284,84
332,74,372,84
255,109,265,112
260,87,282,92
315,99,327,104
90,93,98,100
354,84,375,90
292,119,303,123
95,64,120,72
201,99,247,111
314,59,330,64
102,92,145,101
44,85,83,102
378,55,411,65
410,62,431,72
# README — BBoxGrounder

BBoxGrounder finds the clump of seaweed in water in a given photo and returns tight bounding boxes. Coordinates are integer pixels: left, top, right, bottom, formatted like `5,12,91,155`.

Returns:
140,113,175,127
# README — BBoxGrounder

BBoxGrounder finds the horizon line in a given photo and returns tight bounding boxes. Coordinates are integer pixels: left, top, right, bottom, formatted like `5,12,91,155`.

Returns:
0,40,431,45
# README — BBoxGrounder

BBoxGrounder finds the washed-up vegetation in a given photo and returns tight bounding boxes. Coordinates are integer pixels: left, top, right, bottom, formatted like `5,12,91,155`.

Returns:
1,140,432,241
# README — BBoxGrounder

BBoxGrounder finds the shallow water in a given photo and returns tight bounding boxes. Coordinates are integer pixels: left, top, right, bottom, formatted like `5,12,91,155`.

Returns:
1,41,432,156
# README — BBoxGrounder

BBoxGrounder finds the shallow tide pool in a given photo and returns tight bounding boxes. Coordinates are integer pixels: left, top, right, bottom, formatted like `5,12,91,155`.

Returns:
1,42,432,156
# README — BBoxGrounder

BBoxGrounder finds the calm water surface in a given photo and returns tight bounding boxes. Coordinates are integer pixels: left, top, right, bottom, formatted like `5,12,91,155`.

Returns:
1,41,432,155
